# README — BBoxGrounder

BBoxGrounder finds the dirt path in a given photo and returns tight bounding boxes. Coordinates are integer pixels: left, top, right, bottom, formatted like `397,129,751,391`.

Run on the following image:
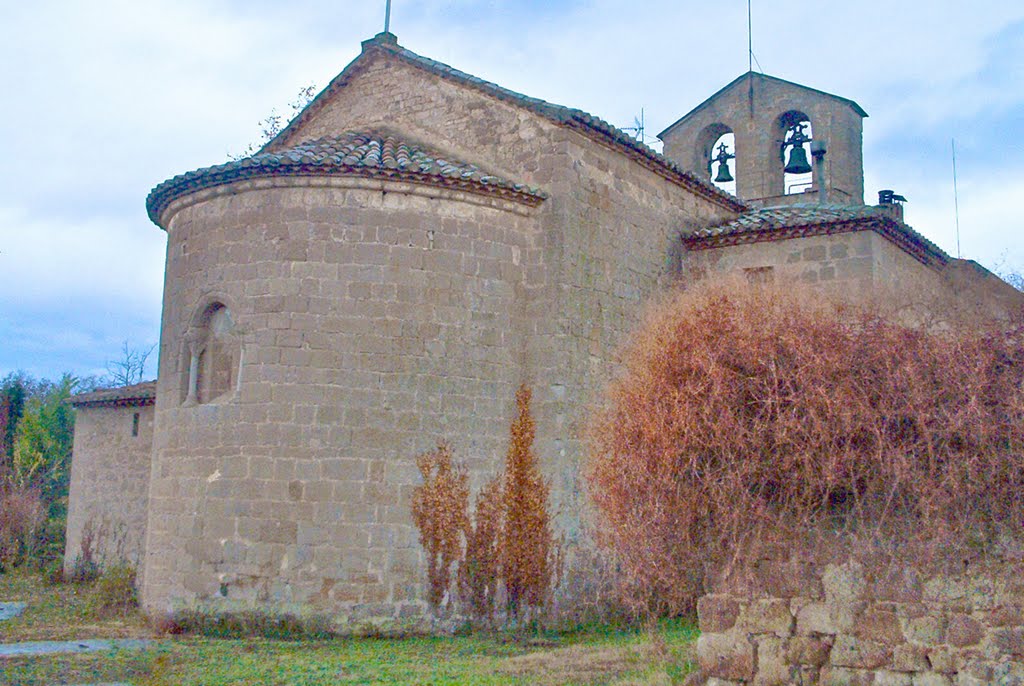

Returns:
0,638,154,658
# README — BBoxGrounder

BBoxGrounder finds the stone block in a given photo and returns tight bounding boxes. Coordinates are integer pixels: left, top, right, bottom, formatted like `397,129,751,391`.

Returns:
985,605,1023,627
945,614,984,647
258,520,298,545
803,245,828,262
901,606,946,646
956,659,994,685
874,671,913,686
923,577,970,610
753,636,791,685
697,632,755,682
820,666,875,686
891,643,929,672
926,647,956,673
912,674,952,686
854,605,904,644
738,598,794,636
784,635,833,667
991,627,1024,656
992,660,1024,683
824,562,867,631
829,634,891,669
794,600,836,634
698,594,740,633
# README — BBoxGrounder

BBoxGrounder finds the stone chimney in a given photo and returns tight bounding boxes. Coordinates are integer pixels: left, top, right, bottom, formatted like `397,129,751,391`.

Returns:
876,190,906,222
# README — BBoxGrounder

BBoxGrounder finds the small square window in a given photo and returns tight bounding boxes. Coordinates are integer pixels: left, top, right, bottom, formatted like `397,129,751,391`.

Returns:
744,266,774,285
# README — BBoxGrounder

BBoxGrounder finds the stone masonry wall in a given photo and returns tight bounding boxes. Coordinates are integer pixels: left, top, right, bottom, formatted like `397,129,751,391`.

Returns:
683,231,949,308
141,40,739,622
286,47,737,543
695,558,1024,685
144,180,542,621
64,403,154,571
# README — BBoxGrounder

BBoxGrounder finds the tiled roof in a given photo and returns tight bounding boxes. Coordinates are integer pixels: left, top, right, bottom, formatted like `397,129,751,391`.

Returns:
69,381,156,407
146,132,547,226
266,33,747,214
685,204,949,266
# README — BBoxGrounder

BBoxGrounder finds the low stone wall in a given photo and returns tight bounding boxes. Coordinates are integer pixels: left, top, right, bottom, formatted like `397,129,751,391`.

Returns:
694,558,1024,685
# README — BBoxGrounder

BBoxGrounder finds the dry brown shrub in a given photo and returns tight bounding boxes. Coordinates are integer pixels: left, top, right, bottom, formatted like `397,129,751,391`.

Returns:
587,279,1024,615
411,443,468,609
460,474,502,621
0,477,44,569
501,385,554,618
412,385,557,623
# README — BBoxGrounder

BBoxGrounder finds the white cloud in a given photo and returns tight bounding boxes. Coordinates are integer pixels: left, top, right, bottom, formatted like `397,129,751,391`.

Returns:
0,206,165,308
1,0,1022,378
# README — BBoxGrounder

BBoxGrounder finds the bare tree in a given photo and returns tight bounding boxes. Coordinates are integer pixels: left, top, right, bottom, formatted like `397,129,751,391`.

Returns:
231,84,318,160
105,342,155,388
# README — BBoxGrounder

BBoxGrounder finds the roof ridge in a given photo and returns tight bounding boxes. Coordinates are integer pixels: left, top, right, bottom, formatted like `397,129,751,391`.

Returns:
689,203,948,265
266,33,746,214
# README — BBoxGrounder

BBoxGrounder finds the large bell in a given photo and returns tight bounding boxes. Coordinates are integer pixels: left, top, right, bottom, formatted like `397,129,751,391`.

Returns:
784,144,812,175
710,141,735,183
714,160,734,183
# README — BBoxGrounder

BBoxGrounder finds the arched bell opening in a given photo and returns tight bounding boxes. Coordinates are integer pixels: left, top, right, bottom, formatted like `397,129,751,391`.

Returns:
777,111,814,196
695,123,736,195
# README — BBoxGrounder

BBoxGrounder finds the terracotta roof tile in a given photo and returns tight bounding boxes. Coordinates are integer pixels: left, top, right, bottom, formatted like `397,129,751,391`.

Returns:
69,381,156,407
686,204,949,266
147,132,547,226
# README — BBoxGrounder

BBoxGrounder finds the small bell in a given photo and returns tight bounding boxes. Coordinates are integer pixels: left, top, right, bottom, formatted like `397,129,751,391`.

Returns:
711,141,735,183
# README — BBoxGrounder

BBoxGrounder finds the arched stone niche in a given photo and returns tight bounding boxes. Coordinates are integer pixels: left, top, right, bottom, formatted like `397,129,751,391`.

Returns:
182,301,241,405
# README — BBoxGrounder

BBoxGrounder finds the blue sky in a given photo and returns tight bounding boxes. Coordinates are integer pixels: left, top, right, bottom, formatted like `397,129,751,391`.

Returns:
2,0,1023,381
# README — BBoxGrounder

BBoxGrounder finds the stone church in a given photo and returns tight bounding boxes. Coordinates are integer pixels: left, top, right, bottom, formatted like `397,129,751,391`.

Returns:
65,31,1020,622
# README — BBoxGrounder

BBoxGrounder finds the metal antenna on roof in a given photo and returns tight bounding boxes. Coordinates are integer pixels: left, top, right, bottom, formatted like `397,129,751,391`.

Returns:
384,0,392,33
623,109,645,143
747,0,755,118
952,138,962,259
748,0,753,74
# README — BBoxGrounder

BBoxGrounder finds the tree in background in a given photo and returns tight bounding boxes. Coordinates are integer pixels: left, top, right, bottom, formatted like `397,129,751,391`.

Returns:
0,375,28,469
12,375,78,564
105,341,155,387
0,373,92,568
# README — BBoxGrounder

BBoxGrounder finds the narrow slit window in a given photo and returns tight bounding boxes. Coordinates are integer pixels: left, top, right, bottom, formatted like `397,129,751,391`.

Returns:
132,412,140,437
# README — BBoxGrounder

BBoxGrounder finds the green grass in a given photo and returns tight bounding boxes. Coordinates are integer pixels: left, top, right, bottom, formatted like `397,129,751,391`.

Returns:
1,570,698,686
0,567,152,642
